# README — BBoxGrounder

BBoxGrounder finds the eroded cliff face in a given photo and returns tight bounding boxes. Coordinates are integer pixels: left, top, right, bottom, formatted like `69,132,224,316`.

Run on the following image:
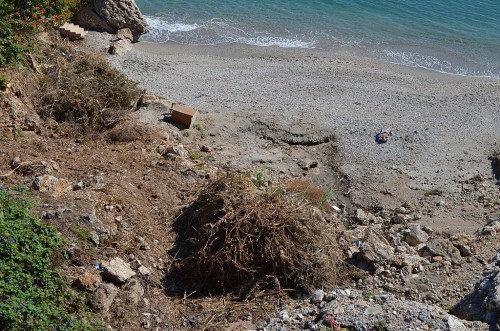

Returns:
74,0,148,42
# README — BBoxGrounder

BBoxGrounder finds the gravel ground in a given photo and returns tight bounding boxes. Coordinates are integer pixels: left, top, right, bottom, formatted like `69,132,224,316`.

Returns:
261,288,487,330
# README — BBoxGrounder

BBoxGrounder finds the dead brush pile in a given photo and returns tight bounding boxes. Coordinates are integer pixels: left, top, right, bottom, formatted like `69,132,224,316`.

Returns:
34,39,142,134
170,173,342,295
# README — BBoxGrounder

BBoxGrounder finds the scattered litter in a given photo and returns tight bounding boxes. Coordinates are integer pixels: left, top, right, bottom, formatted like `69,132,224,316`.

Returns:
332,205,342,213
93,263,102,270
375,127,396,143
170,103,198,128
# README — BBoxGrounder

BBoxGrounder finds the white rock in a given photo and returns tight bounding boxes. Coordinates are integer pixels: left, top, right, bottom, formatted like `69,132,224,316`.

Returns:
138,265,151,276
311,289,325,304
102,257,136,284
447,315,467,331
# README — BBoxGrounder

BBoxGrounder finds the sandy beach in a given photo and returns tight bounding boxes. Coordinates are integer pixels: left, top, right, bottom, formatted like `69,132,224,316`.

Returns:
101,37,500,233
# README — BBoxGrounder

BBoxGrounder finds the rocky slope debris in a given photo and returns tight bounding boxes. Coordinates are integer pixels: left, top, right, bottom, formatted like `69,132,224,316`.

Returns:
455,221,500,328
260,288,483,331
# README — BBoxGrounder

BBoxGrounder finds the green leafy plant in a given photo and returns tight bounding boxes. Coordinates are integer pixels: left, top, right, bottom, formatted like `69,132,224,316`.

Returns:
254,171,264,187
9,185,28,193
374,320,386,331
189,152,203,160
317,188,333,207
0,189,101,330
272,187,286,196
68,224,91,241
0,0,80,66
362,289,373,300
0,74,7,90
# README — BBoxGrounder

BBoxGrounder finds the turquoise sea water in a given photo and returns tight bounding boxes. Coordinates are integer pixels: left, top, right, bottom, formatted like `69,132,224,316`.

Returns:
135,0,500,78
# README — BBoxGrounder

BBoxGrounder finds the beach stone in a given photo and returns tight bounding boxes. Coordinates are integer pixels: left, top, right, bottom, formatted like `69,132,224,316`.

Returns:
458,244,473,257
405,225,429,246
342,226,369,244
122,279,144,305
399,254,430,268
420,238,461,263
138,265,151,276
311,290,325,304
102,257,136,284
74,0,148,42
360,230,394,264
392,214,407,224
89,283,118,313
165,144,188,158
447,315,467,331
73,271,101,292
354,209,376,225
33,175,71,193
482,220,500,235
116,27,134,42
89,231,100,245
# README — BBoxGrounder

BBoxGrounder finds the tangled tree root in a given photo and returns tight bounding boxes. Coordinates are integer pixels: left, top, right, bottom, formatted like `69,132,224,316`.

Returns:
169,173,342,295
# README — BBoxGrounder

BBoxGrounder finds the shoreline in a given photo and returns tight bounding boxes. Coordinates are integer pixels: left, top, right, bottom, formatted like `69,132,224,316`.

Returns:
136,39,500,80
99,34,500,233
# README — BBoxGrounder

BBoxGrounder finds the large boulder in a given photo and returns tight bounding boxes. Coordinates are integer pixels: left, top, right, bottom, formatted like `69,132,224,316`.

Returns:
455,249,500,327
74,0,148,42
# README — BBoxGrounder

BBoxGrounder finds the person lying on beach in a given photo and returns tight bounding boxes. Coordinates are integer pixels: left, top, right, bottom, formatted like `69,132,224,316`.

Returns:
375,127,395,143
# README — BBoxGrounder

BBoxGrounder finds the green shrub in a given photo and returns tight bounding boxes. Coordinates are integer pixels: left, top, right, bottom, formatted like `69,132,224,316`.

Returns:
0,73,7,90
0,0,80,66
0,189,101,330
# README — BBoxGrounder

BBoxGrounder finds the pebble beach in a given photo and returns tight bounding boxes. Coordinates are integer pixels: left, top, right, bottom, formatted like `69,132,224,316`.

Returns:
105,40,500,231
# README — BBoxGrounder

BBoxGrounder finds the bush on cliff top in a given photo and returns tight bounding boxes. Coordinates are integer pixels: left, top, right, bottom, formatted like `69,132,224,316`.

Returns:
0,0,80,66
0,188,101,330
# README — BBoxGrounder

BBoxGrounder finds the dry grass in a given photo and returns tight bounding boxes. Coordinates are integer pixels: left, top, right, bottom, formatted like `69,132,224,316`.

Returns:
284,179,333,211
170,173,342,296
33,39,142,135
107,121,149,143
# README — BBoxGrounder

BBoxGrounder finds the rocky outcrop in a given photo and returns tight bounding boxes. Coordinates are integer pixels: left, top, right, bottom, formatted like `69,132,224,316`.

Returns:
455,248,500,328
73,0,148,42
